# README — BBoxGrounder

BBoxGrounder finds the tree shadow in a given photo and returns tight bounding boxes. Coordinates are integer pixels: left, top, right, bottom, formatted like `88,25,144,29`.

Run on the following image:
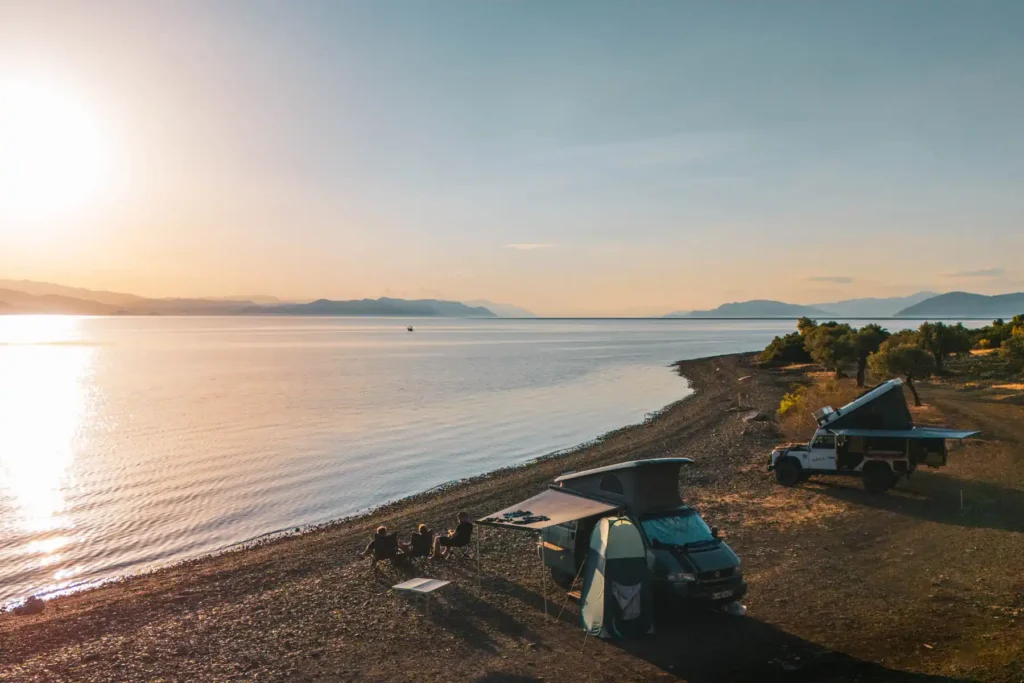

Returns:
809,471,1024,533
616,608,979,682
474,674,543,683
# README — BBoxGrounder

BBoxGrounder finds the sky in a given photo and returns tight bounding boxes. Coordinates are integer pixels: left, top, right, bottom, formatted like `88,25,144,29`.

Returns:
1,1,1023,316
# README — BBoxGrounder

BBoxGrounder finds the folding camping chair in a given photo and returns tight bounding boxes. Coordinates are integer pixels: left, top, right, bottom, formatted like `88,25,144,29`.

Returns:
367,532,406,570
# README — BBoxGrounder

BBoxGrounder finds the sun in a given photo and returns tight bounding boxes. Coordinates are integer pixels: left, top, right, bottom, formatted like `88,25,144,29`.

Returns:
0,78,113,222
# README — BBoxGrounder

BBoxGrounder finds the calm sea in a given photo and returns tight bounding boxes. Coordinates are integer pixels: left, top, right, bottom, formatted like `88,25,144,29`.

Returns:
0,315,982,605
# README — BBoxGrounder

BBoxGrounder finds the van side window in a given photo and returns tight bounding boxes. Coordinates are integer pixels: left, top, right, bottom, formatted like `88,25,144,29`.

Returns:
599,473,624,494
812,434,836,449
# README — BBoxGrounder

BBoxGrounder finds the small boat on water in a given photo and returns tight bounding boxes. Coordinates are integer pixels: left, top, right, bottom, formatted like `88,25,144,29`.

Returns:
407,326,414,332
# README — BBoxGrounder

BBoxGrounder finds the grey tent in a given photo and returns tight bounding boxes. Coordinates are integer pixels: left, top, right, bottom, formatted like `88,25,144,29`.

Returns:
580,516,654,639
555,458,694,514
813,379,913,431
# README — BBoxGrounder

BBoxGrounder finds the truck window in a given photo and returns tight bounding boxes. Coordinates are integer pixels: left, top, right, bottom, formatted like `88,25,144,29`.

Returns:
599,474,624,495
812,434,836,449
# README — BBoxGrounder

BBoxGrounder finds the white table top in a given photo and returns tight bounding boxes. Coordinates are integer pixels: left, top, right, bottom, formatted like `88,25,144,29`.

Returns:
392,578,451,594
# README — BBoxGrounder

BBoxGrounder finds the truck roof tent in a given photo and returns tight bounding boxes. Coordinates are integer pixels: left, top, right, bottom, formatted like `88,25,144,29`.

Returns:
815,379,913,431
554,458,694,514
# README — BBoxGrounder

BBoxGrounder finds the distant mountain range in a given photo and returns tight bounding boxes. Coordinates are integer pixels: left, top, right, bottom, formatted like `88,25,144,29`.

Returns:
464,300,537,318
251,298,495,317
896,292,1024,318
664,290,1024,319
0,279,143,306
810,292,938,317
666,300,834,318
0,279,500,317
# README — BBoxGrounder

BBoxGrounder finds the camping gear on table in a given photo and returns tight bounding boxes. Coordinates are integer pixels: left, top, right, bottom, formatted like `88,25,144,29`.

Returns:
580,516,654,639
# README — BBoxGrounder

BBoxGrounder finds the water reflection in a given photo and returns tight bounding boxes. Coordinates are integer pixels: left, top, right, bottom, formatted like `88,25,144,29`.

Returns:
0,316,92,587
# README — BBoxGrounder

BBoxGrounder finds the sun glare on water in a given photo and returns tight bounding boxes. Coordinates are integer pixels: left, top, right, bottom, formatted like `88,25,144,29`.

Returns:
0,78,113,222
0,317,92,587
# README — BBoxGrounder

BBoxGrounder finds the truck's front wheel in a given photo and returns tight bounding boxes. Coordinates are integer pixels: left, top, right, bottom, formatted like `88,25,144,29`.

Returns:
862,462,896,494
774,458,802,487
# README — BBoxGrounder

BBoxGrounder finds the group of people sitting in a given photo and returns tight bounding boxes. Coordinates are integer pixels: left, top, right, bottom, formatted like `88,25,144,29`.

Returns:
361,511,473,566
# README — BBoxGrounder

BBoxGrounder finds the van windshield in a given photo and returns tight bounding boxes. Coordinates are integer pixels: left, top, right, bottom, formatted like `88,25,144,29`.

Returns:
641,509,714,547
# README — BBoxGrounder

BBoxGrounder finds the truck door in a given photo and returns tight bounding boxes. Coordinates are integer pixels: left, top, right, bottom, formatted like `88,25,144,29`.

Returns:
807,433,837,471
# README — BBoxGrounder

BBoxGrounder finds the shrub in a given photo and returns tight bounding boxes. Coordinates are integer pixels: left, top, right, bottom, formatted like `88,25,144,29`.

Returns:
777,386,807,418
776,379,860,441
1001,327,1024,373
760,332,812,365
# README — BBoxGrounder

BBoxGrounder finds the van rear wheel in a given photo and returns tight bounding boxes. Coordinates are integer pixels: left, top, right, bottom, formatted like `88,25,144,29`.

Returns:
863,462,896,494
774,459,801,487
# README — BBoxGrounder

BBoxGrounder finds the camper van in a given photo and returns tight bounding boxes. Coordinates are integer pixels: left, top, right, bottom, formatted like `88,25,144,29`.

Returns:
769,379,978,493
540,459,747,606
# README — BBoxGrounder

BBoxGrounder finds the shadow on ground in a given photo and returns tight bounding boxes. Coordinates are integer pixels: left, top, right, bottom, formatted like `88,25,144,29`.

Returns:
474,674,543,683
809,471,1024,534
617,608,979,682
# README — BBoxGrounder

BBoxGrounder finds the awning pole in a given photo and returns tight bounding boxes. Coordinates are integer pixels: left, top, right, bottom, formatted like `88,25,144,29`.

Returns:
540,539,548,617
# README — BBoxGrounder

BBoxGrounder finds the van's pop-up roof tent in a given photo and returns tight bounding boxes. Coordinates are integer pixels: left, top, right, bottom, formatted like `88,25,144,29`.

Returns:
553,458,694,515
478,458,694,531
815,379,979,441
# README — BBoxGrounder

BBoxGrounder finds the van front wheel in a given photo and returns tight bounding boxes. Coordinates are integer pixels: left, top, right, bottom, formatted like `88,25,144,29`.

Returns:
862,462,896,494
774,459,802,487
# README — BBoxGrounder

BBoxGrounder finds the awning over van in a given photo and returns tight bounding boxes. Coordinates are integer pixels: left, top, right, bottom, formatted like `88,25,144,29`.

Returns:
477,488,621,532
828,428,979,440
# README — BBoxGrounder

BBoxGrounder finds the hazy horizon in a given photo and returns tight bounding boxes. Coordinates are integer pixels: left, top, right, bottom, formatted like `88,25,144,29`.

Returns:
2,1,1023,316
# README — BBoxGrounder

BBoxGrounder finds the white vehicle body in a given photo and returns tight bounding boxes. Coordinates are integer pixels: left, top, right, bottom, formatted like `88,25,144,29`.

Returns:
768,379,978,493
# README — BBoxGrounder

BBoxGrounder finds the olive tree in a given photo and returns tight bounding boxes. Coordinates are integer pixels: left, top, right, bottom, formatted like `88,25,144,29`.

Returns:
868,341,935,406
847,324,890,387
805,322,856,378
796,317,818,336
918,322,973,372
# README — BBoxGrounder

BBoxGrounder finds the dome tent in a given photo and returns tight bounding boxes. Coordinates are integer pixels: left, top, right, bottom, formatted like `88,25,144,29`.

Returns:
580,516,654,639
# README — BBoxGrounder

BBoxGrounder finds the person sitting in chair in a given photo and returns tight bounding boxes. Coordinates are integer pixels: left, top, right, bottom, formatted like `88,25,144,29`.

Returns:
430,512,473,559
403,524,434,558
362,526,404,567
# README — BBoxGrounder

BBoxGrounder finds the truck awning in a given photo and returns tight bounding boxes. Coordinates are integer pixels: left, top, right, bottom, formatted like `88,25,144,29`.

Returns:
828,428,980,440
477,488,621,532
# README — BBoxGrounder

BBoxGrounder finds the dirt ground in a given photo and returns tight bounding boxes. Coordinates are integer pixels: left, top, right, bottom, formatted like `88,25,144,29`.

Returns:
1,354,1021,682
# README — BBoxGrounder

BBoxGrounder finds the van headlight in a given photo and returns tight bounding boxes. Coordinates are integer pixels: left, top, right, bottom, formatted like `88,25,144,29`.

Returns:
667,572,697,582
735,561,743,577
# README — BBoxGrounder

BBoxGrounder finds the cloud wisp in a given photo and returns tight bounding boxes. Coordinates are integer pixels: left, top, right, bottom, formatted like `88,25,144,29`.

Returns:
945,267,1004,278
808,275,855,284
504,243,556,250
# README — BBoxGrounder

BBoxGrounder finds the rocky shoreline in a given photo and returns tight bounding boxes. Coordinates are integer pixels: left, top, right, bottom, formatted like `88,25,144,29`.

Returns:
3,352,1021,682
